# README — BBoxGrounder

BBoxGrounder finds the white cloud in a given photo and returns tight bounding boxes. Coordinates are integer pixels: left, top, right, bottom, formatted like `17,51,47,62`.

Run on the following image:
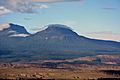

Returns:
39,5,49,9
0,0,82,16
0,0,49,14
34,4,49,9
0,6,11,15
83,31,120,42
0,23,10,31
0,0,34,13
0,0,81,15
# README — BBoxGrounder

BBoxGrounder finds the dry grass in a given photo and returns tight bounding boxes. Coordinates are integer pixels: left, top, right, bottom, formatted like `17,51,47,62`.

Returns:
0,67,119,80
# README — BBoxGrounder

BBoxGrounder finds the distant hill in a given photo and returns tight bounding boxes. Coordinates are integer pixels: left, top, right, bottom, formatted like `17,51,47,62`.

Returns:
0,23,120,62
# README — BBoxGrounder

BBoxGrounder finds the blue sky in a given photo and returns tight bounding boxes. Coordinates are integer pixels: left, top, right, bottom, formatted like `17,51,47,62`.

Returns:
0,0,120,41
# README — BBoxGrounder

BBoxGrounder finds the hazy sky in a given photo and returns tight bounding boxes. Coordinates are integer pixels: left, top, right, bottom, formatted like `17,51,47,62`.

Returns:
0,0,120,41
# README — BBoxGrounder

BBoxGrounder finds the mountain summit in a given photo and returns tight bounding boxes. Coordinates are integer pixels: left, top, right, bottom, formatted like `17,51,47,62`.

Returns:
33,24,80,41
45,24,78,35
9,23,30,34
46,24,72,32
0,23,30,37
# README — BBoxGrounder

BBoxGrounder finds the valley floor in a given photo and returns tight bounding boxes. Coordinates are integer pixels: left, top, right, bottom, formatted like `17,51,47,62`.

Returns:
0,63,120,80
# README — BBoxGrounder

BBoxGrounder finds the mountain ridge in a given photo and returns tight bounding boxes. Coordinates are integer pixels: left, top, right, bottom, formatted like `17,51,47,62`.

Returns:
0,23,30,37
0,23,120,62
